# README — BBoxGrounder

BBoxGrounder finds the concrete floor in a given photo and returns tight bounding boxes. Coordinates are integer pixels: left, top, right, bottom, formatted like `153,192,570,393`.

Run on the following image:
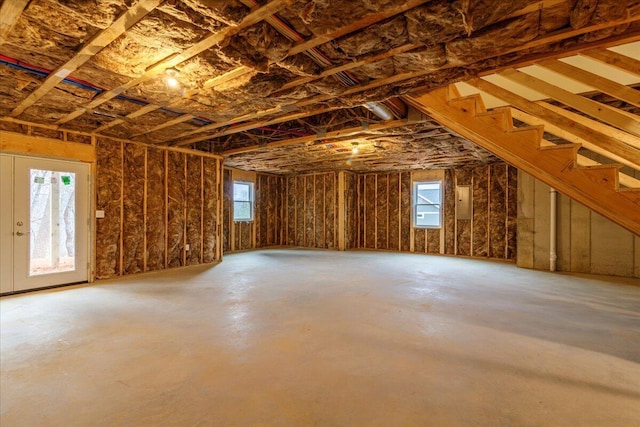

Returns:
1,249,639,426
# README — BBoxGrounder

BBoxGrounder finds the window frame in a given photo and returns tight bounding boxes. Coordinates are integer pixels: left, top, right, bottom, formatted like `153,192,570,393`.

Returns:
412,180,442,229
232,180,254,222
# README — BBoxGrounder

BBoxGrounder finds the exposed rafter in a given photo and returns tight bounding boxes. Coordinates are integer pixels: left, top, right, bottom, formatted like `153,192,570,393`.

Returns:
164,17,640,147
498,68,640,137
466,77,640,168
224,119,424,155
10,0,162,118
581,48,640,75
0,0,29,45
54,0,294,125
536,59,640,108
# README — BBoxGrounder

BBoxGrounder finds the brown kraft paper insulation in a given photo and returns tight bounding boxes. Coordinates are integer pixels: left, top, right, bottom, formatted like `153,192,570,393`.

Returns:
167,151,185,267
95,139,122,279
455,168,472,256
344,173,357,249
314,174,324,248
305,176,314,247
489,163,507,259
414,228,426,253
376,174,388,250
185,155,202,265
427,228,440,254
325,173,336,249
472,166,489,257
223,169,232,253
400,172,411,252
121,143,145,274
507,165,518,260
286,176,296,245
444,169,456,255
202,158,218,263
364,175,376,248
388,173,400,252
146,147,165,271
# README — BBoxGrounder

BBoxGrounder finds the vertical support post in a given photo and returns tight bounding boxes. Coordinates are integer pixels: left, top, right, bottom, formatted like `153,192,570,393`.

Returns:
338,171,345,251
51,171,60,269
550,188,557,272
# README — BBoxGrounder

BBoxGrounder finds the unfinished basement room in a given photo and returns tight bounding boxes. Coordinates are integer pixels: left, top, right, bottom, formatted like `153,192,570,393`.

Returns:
1,0,640,425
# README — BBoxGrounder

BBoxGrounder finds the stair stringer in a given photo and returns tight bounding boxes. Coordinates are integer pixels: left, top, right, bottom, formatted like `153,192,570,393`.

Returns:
405,87,640,236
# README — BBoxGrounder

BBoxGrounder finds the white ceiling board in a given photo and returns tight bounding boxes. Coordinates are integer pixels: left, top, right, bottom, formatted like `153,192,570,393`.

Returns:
518,64,596,94
608,42,640,60
453,41,640,110
560,55,640,85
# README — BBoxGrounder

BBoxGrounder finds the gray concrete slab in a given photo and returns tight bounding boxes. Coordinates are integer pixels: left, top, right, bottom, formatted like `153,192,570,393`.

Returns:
2,249,640,426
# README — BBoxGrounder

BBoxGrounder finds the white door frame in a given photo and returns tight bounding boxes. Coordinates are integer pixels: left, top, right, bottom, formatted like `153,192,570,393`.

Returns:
0,153,92,293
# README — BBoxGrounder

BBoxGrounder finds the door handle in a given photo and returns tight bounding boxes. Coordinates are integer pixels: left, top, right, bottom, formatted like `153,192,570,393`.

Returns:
15,231,26,236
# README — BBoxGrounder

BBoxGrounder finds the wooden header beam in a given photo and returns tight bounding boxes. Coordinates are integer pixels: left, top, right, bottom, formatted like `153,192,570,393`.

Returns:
223,119,423,155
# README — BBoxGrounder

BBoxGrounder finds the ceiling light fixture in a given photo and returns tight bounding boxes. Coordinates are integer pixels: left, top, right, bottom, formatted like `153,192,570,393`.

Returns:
351,142,359,154
165,67,180,88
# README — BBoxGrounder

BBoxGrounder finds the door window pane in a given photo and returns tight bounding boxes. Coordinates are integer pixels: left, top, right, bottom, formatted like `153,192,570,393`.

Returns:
29,169,76,275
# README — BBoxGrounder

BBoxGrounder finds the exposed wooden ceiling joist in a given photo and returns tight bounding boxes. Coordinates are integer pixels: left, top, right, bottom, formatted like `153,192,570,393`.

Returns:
284,0,429,57
172,106,343,147
467,77,640,169
536,59,640,108
9,0,162,118
101,0,432,138
0,0,29,45
224,119,424,155
581,48,640,75
498,68,640,137
539,101,640,150
54,0,294,125
174,17,640,148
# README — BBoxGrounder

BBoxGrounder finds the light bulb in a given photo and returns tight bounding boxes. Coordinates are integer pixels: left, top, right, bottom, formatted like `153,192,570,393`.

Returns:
166,76,179,88
352,146,358,154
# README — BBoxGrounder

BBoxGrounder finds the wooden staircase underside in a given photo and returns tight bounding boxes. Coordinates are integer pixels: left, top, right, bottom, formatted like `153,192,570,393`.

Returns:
405,74,640,236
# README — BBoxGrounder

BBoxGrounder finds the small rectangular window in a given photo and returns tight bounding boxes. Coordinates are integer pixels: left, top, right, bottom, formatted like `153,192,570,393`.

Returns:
413,181,442,228
233,181,254,221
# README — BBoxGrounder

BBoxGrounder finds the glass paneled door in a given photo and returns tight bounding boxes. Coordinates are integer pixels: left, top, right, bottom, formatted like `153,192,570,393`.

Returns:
0,154,90,293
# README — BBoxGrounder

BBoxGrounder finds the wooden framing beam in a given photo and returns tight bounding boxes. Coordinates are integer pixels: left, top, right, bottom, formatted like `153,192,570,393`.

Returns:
174,19,640,146
0,0,29,45
223,119,422,155
510,108,639,170
498,68,640,137
131,0,576,142
539,101,640,149
580,48,640,76
96,67,255,135
536,59,640,108
172,106,342,147
55,0,293,125
10,0,161,118
286,0,429,57
467,77,640,168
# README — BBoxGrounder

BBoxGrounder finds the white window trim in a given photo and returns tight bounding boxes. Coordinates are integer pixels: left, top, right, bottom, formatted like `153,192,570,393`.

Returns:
233,180,254,222
413,180,442,229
